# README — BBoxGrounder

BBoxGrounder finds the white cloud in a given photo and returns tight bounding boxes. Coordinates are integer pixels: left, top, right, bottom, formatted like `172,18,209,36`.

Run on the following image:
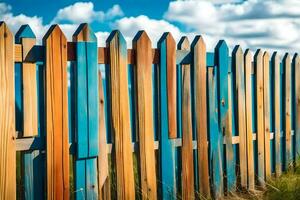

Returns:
164,0,300,53
52,2,123,24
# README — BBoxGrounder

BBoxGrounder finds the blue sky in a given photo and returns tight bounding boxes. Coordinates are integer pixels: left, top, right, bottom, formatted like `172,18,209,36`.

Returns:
1,0,299,54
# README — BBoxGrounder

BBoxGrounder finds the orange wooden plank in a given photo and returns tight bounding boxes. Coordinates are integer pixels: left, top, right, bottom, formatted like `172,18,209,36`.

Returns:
191,36,210,198
0,21,16,200
133,31,157,200
244,49,255,190
22,37,38,136
284,53,292,169
254,49,265,187
233,46,247,188
106,30,135,199
272,52,282,177
263,52,271,178
178,37,195,200
97,70,111,200
43,25,69,199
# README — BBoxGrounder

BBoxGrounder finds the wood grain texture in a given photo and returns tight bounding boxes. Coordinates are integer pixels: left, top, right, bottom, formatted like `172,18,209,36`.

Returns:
284,53,292,169
97,70,111,200
43,25,69,199
15,25,38,137
178,36,195,200
233,46,247,188
254,49,265,187
133,31,157,200
0,21,16,200
272,52,282,177
263,52,271,178
191,36,210,198
106,30,135,199
294,54,300,158
244,49,255,190
215,40,233,194
158,32,176,199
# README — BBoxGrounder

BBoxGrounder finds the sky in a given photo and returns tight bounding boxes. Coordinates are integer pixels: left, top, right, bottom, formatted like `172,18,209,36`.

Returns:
1,0,299,55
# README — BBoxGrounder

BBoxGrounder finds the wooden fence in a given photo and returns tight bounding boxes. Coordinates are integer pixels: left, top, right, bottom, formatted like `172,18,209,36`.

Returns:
0,21,300,199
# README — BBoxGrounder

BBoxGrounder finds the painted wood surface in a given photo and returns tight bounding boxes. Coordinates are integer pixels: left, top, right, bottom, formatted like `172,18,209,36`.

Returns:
284,53,292,169
15,25,38,137
158,33,176,199
208,66,223,199
178,36,195,200
97,70,111,200
244,49,255,190
73,23,99,199
191,36,210,198
233,46,247,188
0,21,16,200
43,25,69,199
106,30,135,199
294,54,300,157
254,49,265,187
272,52,282,176
263,52,271,178
215,40,233,194
132,31,157,200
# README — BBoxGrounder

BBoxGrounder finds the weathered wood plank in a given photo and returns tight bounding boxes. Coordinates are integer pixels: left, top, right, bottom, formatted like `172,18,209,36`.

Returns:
233,46,247,188
15,25,38,137
263,52,271,178
178,37,195,200
191,36,210,198
284,53,292,169
43,25,69,199
215,40,232,195
133,31,157,200
97,70,111,200
272,52,282,176
0,21,16,200
254,49,265,187
158,32,176,199
106,30,135,199
244,49,255,190
294,54,300,158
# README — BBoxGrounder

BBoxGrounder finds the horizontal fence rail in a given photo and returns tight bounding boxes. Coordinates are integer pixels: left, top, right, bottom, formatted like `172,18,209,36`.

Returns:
0,21,300,200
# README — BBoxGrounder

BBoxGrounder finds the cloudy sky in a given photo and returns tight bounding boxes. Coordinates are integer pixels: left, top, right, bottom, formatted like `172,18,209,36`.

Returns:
1,0,299,55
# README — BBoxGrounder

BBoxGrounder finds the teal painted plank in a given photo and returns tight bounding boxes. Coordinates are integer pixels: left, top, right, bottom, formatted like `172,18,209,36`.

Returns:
208,66,223,198
294,54,300,158
75,160,86,200
86,158,98,199
158,33,176,199
215,40,233,193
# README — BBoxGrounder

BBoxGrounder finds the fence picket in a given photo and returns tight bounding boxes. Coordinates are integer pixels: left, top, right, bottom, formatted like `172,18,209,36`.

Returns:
43,24,69,199
294,54,300,158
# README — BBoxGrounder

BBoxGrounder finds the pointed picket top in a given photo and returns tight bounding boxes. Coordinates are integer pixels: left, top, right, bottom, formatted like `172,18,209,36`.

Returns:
191,35,206,52
215,40,229,72
254,49,263,63
157,32,175,48
233,45,243,57
283,53,291,65
178,36,190,50
245,49,252,60
215,40,229,54
106,30,127,53
73,23,96,42
132,30,151,47
271,52,280,65
293,53,300,64
0,21,13,41
263,51,270,62
15,24,35,44
43,24,66,44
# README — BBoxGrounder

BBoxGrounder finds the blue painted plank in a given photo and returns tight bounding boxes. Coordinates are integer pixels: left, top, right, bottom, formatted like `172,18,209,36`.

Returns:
158,33,176,199
86,158,98,199
75,160,86,200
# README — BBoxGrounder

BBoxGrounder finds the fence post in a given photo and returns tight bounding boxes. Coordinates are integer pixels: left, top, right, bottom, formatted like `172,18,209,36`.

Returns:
233,46,247,188
73,23,99,199
157,32,177,199
43,25,69,199
191,36,210,198
178,36,195,199
244,49,255,190
283,53,292,169
215,40,233,195
106,30,135,199
272,52,282,176
0,21,16,200
263,52,272,178
294,54,300,158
